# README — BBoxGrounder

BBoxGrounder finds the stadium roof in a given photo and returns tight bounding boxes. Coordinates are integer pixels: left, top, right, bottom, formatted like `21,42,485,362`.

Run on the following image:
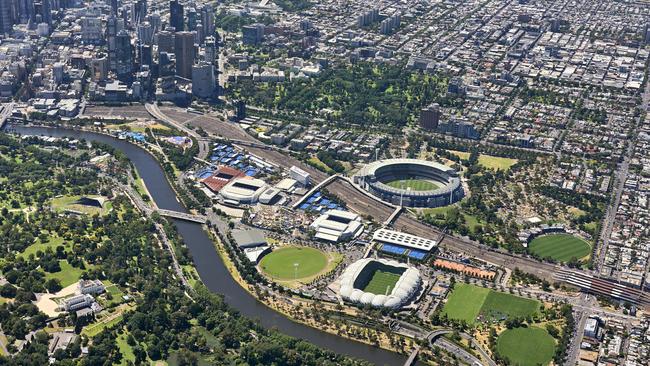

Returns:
201,166,245,192
231,229,267,248
372,228,437,252
310,209,363,243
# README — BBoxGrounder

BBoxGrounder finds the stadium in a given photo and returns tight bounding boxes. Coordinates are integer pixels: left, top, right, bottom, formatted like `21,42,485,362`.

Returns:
352,159,464,208
338,258,421,309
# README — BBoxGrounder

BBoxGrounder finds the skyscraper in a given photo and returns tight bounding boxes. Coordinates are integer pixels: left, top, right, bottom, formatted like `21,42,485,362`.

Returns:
204,36,216,64
156,29,175,55
107,16,125,70
41,0,51,25
169,0,183,32
192,62,215,98
110,0,118,16
174,31,195,79
115,29,134,82
0,0,13,34
200,4,214,37
419,103,440,130
17,0,36,24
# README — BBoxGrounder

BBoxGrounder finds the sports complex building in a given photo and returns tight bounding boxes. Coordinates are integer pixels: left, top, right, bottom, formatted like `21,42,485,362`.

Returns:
339,258,422,309
373,228,437,260
352,159,464,208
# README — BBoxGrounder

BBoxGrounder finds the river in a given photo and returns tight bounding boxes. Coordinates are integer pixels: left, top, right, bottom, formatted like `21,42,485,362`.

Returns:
8,125,409,366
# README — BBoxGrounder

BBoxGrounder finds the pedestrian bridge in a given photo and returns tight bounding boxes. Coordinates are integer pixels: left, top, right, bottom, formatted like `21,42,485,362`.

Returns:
157,209,207,224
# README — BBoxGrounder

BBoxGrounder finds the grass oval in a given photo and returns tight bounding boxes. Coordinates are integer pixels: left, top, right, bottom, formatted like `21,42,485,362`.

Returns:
496,327,555,366
259,246,328,280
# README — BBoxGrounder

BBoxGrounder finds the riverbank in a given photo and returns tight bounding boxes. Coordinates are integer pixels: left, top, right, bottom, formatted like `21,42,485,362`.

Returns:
7,123,410,365
207,227,417,357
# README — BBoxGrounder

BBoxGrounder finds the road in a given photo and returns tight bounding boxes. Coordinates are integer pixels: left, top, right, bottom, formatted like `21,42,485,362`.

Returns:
596,78,650,275
145,103,210,160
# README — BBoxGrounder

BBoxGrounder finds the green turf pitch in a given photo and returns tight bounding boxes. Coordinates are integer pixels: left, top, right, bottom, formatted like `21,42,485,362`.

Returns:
363,270,402,295
529,234,591,262
479,291,540,322
259,246,327,280
442,284,539,324
496,327,555,366
441,283,490,323
384,178,440,191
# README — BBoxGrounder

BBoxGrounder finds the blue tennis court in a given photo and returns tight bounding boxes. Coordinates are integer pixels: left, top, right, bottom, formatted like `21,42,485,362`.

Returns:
380,244,406,255
408,250,427,260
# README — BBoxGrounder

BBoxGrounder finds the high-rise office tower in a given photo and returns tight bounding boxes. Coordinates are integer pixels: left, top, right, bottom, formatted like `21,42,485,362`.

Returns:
204,36,216,64
187,7,197,31
110,0,118,16
156,28,175,55
419,103,440,130
192,61,215,98
17,0,36,24
115,29,133,81
107,16,125,70
174,31,195,79
200,4,214,36
137,21,153,45
41,0,51,25
134,0,146,24
137,42,152,66
0,0,13,34
169,0,183,32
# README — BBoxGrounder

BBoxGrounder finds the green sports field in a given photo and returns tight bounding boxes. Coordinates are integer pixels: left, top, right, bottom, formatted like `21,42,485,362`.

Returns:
442,284,539,323
441,284,490,323
529,234,591,262
259,246,328,280
479,291,540,322
363,270,402,295
496,327,555,366
384,178,440,191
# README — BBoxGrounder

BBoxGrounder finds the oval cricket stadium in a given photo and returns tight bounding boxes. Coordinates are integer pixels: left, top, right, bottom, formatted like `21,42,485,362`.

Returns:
352,158,464,208
338,258,421,309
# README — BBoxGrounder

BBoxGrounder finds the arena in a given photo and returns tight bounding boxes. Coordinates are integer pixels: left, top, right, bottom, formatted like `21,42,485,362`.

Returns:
352,159,464,208
338,258,421,309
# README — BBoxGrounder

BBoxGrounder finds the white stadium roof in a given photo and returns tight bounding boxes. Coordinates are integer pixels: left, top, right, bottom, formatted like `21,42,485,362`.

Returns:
372,228,437,252
310,209,363,243
338,258,421,309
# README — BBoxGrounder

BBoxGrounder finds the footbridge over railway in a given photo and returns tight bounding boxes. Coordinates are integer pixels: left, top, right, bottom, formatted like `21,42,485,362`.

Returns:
292,174,342,209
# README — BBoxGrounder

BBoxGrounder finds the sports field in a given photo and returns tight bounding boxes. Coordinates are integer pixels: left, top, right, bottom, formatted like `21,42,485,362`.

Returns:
479,291,540,322
529,234,591,262
363,270,402,295
441,283,489,323
385,178,440,191
259,246,328,280
442,284,539,323
496,327,555,366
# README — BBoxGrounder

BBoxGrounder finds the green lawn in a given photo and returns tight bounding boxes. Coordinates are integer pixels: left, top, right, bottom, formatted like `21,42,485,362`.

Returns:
479,291,540,322
363,270,402,295
44,260,85,287
19,236,67,259
478,155,518,171
259,246,328,280
496,327,555,366
384,178,440,191
529,234,591,262
116,333,136,365
443,284,539,324
449,150,518,171
50,195,112,216
442,283,490,323
82,313,125,337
